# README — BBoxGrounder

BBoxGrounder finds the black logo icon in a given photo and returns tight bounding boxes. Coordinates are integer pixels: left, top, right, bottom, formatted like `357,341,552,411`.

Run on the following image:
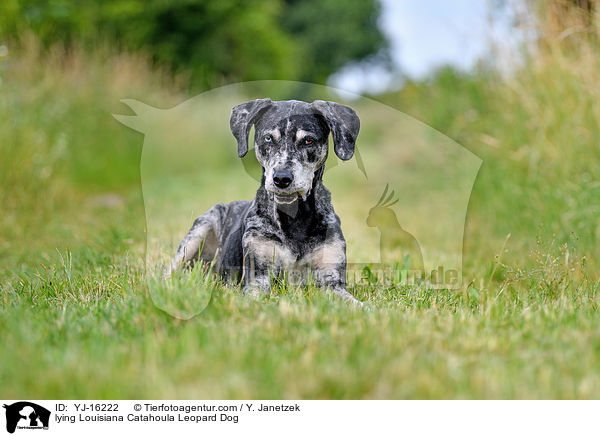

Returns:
3,402,50,434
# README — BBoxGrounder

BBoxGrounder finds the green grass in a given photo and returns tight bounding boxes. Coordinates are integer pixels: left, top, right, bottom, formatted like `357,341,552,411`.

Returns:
2,248,599,398
1,37,600,399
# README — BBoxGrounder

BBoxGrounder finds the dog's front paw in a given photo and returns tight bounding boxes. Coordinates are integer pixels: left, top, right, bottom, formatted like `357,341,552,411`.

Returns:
330,287,363,306
242,285,268,299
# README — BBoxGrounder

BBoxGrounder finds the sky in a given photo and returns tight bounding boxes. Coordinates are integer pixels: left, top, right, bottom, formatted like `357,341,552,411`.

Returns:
331,0,526,94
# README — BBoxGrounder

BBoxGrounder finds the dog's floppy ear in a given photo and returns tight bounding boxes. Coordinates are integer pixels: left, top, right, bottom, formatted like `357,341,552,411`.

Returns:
230,98,273,157
312,100,360,161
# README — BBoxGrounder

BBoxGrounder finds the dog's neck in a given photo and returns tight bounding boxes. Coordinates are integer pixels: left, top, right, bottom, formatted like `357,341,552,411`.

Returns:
274,190,316,237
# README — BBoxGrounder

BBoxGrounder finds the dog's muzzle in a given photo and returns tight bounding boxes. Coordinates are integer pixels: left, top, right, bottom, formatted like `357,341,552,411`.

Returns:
271,169,299,204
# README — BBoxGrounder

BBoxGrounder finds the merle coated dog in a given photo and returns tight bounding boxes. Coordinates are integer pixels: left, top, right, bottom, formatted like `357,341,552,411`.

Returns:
167,99,361,303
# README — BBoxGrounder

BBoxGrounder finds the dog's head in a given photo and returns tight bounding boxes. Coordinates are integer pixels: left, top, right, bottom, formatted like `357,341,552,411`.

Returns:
230,99,360,204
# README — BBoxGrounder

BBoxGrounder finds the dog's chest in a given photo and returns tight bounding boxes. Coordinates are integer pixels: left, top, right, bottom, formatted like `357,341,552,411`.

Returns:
254,234,343,271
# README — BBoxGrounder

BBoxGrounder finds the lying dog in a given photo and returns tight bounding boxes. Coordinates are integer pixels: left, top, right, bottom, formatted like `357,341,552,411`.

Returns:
167,99,360,303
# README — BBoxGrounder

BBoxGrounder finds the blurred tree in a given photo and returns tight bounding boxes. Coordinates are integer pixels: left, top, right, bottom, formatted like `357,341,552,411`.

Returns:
0,0,388,89
280,0,389,84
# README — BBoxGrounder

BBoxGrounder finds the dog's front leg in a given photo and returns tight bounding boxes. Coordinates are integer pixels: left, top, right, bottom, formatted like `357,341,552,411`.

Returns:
305,238,361,305
241,257,272,298
314,268,361,304
241,234,294,297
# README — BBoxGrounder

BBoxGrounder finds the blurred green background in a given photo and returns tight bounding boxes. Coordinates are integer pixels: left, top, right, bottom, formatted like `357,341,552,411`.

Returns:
1,0,600,399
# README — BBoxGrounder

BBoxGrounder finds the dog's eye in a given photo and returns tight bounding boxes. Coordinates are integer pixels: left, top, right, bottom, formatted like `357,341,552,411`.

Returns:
304,138,314,145
264,135,273,143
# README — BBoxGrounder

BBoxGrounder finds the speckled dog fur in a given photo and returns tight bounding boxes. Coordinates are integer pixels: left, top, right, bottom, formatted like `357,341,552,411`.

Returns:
167,99,361,303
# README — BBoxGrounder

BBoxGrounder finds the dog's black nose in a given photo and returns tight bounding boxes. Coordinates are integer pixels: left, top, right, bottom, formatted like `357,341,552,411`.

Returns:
273,170,293,189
